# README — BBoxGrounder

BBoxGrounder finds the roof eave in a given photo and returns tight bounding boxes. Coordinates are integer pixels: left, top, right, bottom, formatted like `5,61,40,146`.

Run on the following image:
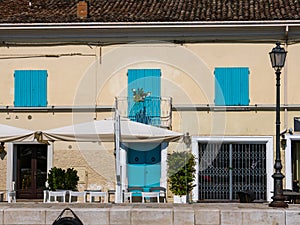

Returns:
0,20,299,46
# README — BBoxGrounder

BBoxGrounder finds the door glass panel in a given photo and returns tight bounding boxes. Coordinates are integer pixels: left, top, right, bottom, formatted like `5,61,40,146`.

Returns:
36,146,47,189
18,147,32,191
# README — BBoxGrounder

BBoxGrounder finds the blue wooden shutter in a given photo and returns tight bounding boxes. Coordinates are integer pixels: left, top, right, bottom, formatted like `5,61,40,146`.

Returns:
14,70,47,107
214,67,249,106
127,69,161,124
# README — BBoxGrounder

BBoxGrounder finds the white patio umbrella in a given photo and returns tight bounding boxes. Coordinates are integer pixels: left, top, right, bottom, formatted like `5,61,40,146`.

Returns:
41,118,183,143
40,117,183,203
0,124,34,142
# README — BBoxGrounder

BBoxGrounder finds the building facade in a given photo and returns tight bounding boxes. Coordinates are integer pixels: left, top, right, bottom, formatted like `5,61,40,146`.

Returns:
0,0,300,202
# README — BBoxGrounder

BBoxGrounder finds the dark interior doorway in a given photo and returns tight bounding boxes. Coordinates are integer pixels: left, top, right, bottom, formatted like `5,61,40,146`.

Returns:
292,141,300,191
16,144,47,199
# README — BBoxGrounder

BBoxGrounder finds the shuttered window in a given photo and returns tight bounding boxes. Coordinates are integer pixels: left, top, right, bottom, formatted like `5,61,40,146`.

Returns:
214,67,250,106
14,70,47,107
127,69,161,125
128,69,161,97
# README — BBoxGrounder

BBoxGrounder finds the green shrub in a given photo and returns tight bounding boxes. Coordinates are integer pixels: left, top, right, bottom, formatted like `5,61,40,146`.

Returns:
167,151,196,197
47,167,79,191
64,168,79,191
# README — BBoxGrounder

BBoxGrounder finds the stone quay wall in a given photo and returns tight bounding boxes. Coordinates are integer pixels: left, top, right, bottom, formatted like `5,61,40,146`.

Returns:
0,203,299,225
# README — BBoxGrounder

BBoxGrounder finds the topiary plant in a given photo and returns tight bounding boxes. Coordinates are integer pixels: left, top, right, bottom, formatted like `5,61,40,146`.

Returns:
47,167,79,191
167,151,196,200
64,168,79,191
47,167,66,191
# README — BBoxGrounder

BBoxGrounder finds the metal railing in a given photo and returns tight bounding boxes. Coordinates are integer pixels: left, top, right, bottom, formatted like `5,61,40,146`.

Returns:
198,143,267,201
116,97,172,129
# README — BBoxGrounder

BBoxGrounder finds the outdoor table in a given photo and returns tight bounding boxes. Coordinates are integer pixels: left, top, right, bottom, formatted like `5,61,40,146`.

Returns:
47,190,67,203
69,191,87,203
0,192,4,202
85,190,107,203
107,190,115,203
283,190,300,204
142,192,160,203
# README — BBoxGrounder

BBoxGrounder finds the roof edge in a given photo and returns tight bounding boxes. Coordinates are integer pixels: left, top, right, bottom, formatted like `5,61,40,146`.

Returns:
1,20,300,29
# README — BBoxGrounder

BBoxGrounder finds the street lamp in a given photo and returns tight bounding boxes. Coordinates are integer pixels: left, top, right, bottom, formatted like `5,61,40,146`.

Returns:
269,42,288,208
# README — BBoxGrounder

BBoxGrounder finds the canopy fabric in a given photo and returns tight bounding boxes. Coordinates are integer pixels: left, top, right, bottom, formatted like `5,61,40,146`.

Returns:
0,124,34,142
42,118,183,143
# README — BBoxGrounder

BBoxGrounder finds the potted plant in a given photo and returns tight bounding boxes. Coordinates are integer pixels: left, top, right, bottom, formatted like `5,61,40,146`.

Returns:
64,168,79,191
167,151,196,203
47,167,66,191
47,167,79,202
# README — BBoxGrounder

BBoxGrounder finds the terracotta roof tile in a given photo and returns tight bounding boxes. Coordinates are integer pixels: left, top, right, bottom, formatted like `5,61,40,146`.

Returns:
0,0,300,23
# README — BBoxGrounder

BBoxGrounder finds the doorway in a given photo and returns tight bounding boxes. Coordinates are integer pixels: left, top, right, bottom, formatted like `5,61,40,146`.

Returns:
291,141,300,190
127,146,161,191
197,142,267,201
16,144,48,199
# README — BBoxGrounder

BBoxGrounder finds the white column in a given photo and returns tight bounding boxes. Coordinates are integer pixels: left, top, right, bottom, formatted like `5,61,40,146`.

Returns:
160,142,168,188
6,143,14,192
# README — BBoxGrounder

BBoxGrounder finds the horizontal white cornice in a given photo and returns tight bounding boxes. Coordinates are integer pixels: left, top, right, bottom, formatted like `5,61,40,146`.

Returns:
0,20,299,45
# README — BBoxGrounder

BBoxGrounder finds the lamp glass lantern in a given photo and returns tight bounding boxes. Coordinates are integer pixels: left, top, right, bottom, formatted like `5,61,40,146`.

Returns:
269,42,287,71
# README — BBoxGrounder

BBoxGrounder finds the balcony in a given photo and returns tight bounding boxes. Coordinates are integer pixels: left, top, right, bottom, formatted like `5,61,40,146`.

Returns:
116,97,172,129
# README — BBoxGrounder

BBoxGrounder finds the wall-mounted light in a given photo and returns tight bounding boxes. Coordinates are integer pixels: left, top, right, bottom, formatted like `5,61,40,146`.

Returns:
280,138,287,149
0,142,7,160
183,132,191,148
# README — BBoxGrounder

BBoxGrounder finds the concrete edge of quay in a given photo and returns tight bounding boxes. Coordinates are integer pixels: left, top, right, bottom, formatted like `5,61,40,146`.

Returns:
0,203,299,225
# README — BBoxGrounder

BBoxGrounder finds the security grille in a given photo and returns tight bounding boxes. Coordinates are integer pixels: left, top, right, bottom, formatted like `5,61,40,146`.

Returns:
198,143,266,201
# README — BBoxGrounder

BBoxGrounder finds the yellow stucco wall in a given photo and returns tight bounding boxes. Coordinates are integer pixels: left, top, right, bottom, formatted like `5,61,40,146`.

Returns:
0,42,298,197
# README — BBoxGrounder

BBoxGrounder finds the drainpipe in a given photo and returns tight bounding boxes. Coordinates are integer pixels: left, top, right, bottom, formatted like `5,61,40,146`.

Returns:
284,26,289,130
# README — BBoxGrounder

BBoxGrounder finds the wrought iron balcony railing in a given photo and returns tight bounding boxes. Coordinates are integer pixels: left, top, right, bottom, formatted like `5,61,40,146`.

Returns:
116,96,172,129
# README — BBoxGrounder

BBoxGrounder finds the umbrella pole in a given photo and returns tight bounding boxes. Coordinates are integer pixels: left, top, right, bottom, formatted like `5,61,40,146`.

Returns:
114,108,122,203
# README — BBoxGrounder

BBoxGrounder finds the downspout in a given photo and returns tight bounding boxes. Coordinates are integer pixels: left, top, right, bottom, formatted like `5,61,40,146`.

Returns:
283,26,289,182
284,26,289,130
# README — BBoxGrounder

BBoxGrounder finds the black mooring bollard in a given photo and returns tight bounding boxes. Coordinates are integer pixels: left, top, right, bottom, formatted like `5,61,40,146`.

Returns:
52,208,84,225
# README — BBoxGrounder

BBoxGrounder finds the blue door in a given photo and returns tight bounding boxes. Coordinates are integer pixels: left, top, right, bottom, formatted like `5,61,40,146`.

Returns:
127,147,161,191
127,69,162,190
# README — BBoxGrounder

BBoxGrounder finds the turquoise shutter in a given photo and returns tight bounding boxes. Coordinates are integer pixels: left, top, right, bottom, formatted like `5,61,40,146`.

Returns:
127,69,161,125
214,67,249,106
128,69,161,97
14,70,47,107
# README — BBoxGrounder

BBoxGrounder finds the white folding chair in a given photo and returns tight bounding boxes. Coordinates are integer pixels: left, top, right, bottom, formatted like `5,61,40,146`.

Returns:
123,191,132,203
8,181,16,203
7,191,16,203
43,190,49,203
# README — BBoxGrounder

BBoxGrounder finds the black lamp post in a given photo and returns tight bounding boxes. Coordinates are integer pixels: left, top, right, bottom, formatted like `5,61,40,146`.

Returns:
269,42,288,208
